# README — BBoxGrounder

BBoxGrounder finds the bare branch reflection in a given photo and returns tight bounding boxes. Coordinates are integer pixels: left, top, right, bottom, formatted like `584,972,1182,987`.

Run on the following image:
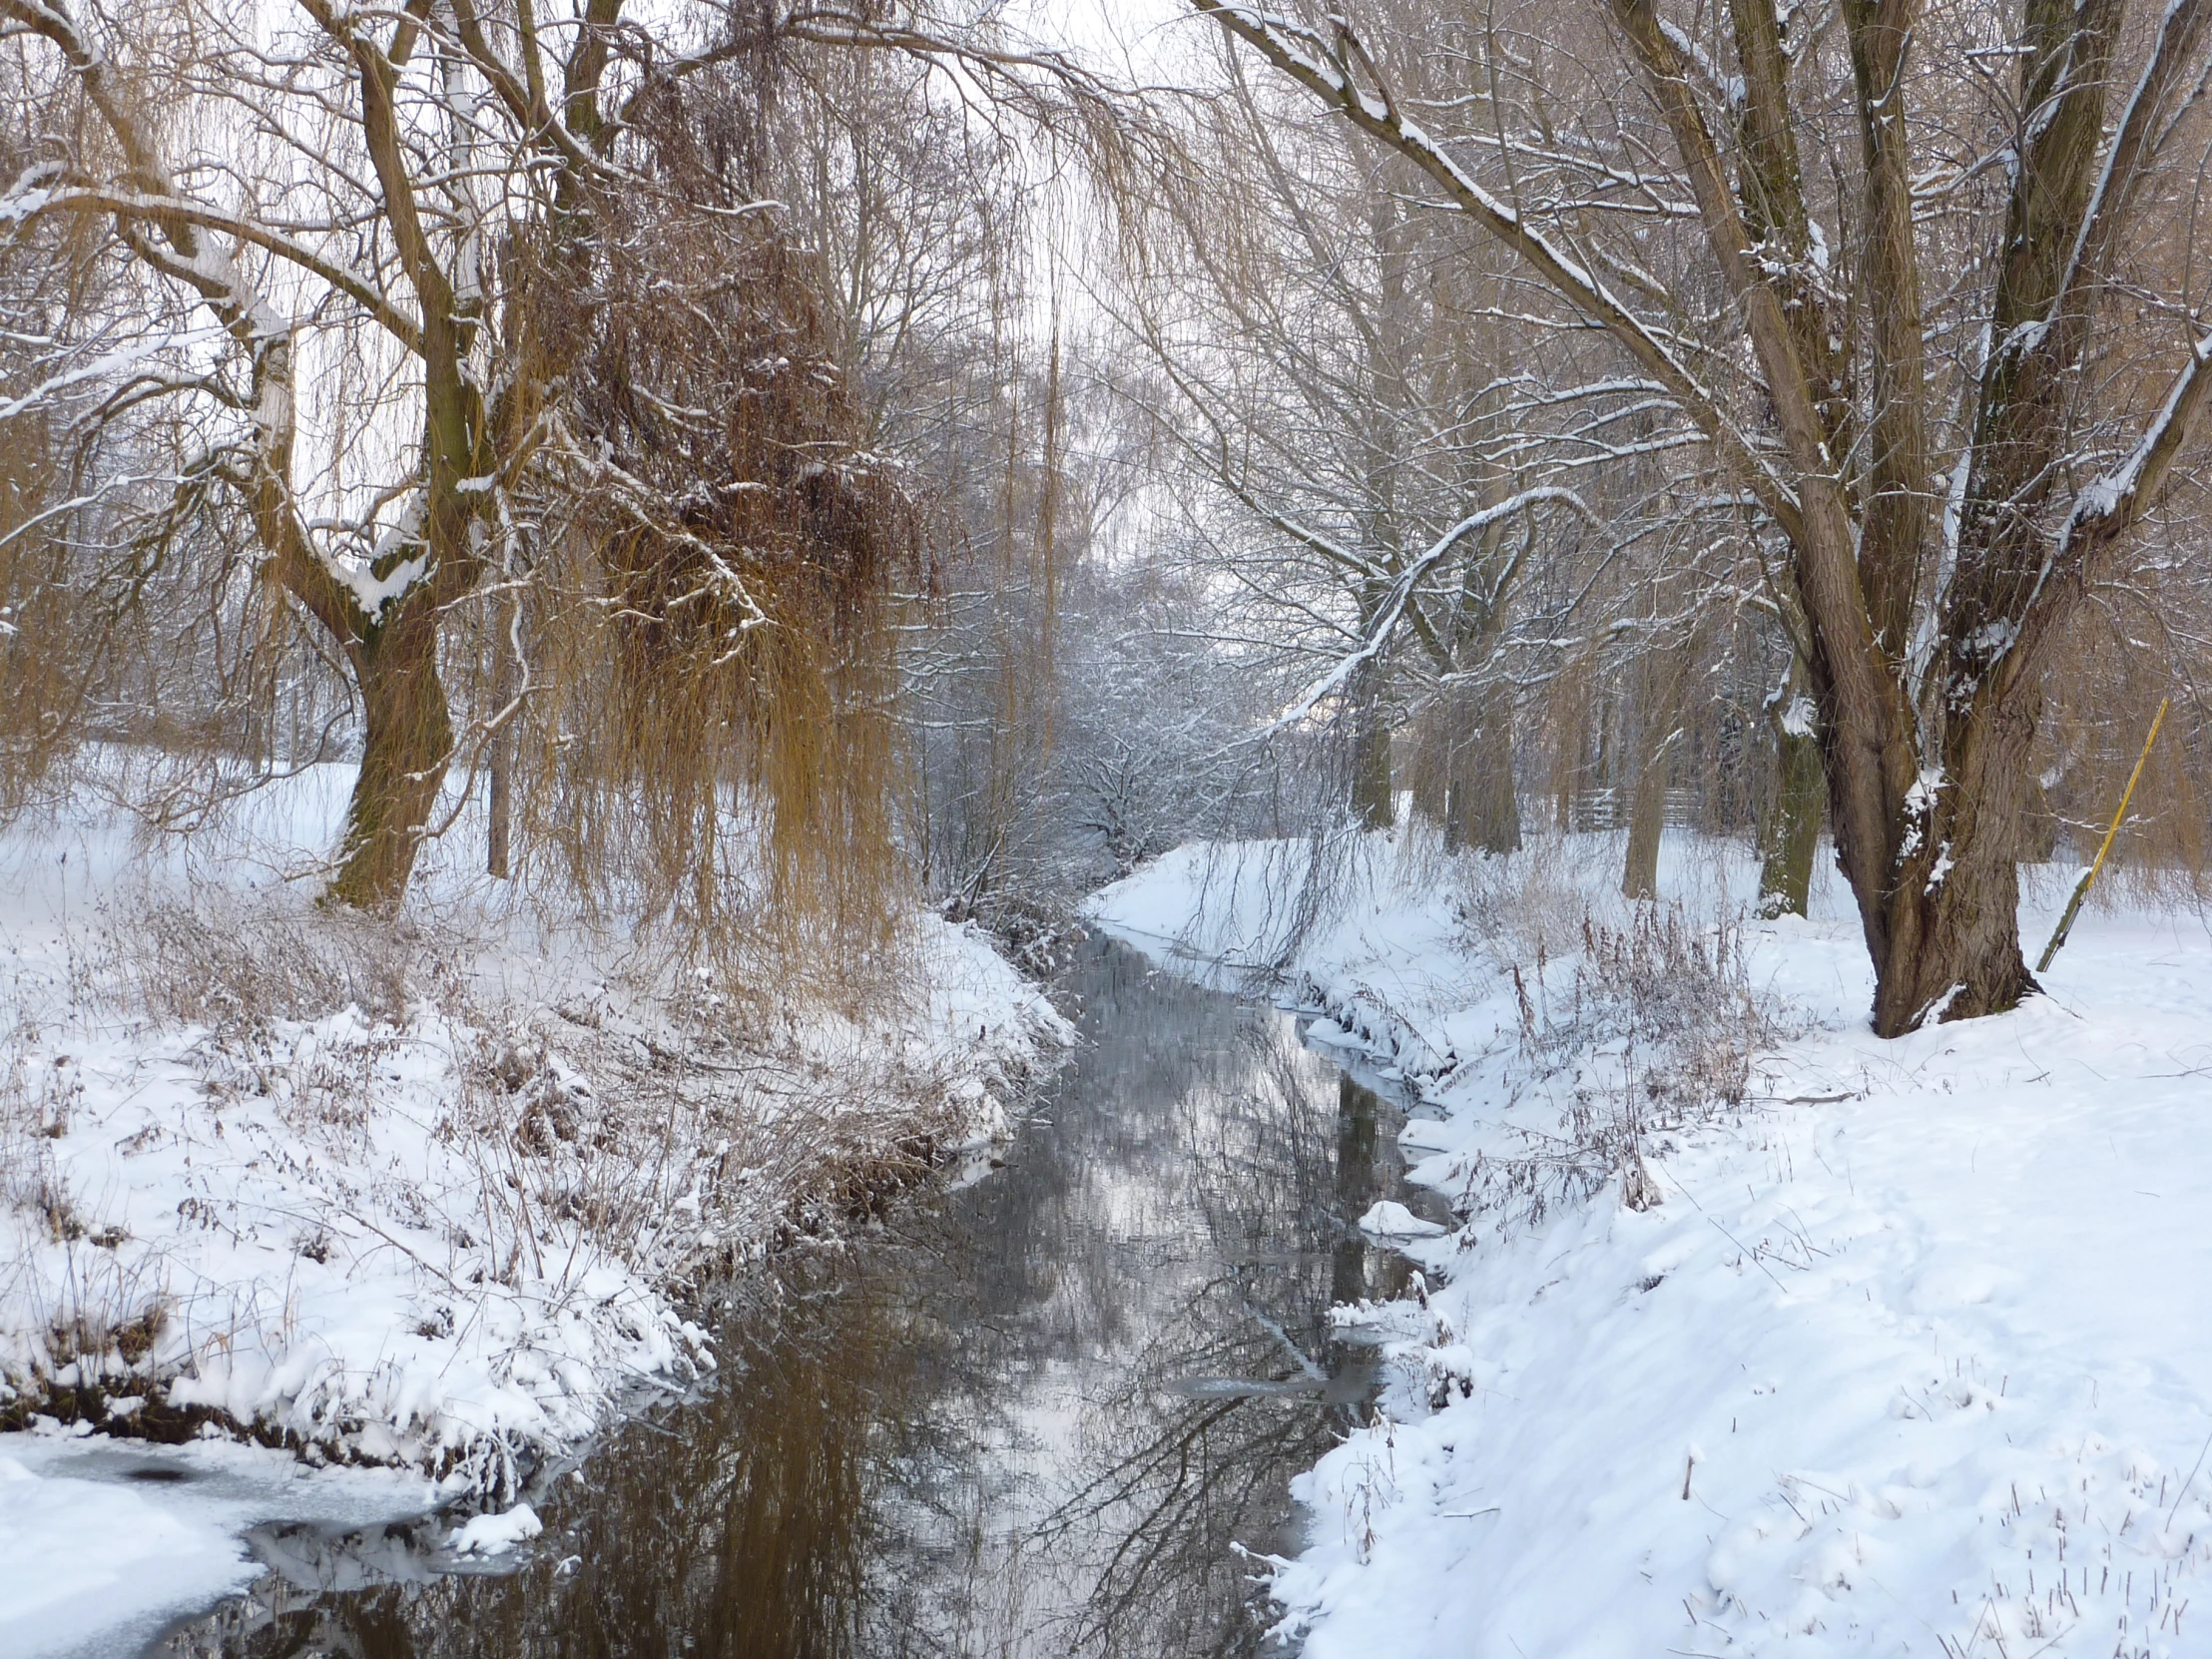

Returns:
156,944,1425,1659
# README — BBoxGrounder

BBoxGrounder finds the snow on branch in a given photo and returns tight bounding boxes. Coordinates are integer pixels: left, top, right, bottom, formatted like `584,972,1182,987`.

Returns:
1188,0,1800,543
1256,486,1593,738
777,7,1133,109
0,160,65,230
0,328,216,423
2056,323,2212,567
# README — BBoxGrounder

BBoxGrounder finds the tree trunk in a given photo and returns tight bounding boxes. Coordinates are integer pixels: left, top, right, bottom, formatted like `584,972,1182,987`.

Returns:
1409,700,1453,840
1466,691,1520,854
1623,655,1683,901
1874,852,2033,1030
1621,738,1668,900
486,596,516,880
327,606,455,908
1854,693,2038,1034
1429,685,1518,854
1348,662,1395,830
1756,663,1823,918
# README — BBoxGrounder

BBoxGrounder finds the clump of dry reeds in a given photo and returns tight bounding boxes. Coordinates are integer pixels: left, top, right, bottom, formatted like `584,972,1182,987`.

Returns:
86,893,440,1036
1456,899,1777,1232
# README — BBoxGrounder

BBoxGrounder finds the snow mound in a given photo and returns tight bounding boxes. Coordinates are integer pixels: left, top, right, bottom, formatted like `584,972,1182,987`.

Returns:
449,1501,542,1556
1357,1201,1445,1239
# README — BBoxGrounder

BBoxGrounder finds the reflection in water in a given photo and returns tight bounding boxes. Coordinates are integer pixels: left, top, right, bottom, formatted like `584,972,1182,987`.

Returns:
155,942,1426,1659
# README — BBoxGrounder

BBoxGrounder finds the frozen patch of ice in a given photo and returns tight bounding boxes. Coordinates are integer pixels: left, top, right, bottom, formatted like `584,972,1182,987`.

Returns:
0,1430,437,1659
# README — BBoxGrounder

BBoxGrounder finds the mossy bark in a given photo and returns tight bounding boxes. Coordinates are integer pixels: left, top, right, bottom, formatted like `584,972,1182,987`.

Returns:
1756,663,1824,918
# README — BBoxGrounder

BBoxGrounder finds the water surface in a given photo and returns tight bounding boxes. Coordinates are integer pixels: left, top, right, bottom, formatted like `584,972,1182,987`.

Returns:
154,940,1436,1658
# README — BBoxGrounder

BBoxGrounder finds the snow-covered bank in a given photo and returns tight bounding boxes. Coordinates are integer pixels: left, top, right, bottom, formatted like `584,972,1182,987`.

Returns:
1,1429,439,1659
1094,833,2212,1657
0,767,1070,1655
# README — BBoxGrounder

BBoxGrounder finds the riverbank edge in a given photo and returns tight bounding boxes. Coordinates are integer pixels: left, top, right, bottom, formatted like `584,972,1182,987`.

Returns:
1,1040,1066,1463
0,907,1077,1508
1090,833,2212,1658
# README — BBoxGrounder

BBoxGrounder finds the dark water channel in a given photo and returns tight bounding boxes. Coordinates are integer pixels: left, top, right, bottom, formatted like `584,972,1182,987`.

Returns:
154,940,1441,1658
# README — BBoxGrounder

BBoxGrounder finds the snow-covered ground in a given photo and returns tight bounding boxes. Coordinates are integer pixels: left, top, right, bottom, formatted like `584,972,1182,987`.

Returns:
1,1429,438,1659
0,761,1070,1656
1094,830,2212,1658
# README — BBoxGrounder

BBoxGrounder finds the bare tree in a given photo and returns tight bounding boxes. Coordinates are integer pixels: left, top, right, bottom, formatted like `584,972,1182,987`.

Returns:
1194,0,2212,1031
1115,56,1607,844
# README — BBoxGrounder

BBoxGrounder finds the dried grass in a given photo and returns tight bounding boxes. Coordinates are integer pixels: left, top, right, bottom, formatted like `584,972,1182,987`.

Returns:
0,1039,173,1398
1453,882,1782,1234
58,886,991,1283
84,895,432,1034
0,874,1032,1451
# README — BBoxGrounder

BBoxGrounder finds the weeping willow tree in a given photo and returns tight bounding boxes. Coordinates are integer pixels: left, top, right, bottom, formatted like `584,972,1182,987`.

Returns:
514,77,921,978
0,0,1107,996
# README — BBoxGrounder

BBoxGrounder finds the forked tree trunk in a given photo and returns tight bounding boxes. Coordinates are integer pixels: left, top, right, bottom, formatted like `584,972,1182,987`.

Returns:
1756,663,1823,918
1862,695,2039,1034
328,606,456,908
1875,847,2032,1030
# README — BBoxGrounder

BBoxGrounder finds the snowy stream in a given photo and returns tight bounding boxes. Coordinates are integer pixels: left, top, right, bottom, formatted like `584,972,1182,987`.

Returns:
134,937,1445,1657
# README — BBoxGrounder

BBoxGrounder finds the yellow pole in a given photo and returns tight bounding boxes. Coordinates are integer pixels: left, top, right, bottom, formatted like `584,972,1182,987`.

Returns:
2036,697,2168,973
